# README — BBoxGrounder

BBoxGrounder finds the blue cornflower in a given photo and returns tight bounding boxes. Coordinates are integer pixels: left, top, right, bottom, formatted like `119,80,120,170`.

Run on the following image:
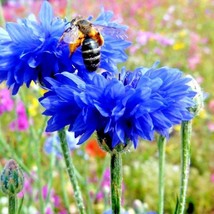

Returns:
0,1,72,94
0,2,130,94
39,64,196,149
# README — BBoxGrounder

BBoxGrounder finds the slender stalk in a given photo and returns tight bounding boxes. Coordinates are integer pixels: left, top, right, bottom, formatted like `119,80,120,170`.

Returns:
17,196,24,214
176,121,192,214
58,161,71,214
58,129,86,214
46,149,56,206
82,162,94,214
158,135,166,214
28,117,47,214
110,152,122,214
34,131,44,214
9,195,16,214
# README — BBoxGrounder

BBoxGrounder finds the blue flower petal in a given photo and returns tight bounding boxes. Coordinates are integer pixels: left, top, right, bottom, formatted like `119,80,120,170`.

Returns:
39,1,54,30
39,64,196,149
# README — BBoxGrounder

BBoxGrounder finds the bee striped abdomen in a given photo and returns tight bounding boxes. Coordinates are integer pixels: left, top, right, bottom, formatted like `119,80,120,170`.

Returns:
81,37,101,71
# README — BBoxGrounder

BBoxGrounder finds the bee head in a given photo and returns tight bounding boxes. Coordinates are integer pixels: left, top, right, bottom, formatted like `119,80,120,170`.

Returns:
76,19,92,35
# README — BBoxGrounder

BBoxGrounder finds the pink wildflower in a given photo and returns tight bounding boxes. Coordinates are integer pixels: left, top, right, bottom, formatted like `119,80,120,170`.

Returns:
136,31,174,47
208,100,214,114
195,76,204,84
207,122,214,132
42,185,49,200
188,32,202,70
188,54,201,70
52,193,61,207
211,174,214,183
45,207,53,214
0,89,14,115
17,173,34,198
10,101,29,131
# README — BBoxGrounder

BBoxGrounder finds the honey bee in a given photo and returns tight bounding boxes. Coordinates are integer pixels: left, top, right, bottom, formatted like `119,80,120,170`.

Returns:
60,16,127,72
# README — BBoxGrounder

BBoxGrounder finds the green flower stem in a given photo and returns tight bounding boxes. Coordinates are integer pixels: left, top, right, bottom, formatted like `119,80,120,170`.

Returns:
17,196,24,214
177,121,192,214
158,135,166,214
46,148,56,207
58,129,86,214
34,132,44,214
58,162,71,214
9,195,16,214
82,165,94,214
28,120,45,214
110,152,122,214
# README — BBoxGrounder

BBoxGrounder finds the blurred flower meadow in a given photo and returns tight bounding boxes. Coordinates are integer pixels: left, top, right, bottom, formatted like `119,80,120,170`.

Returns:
0,0,214,214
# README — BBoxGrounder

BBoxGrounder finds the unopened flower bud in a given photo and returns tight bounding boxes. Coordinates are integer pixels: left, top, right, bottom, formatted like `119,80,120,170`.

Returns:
0,159,24,195
187,75,204,116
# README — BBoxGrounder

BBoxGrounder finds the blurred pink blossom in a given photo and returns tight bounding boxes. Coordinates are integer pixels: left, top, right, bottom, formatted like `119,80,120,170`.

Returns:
195,76,204,84
0,89,14,115
188,32,203,70
129,45,139,54
10,101,29,131
207,122,214,132
211,174,214,183
154,47,163,55
45,207,53,214
3,0,67,21
94,168,111,202
18,175,67,212
93,168,125,203
188,54,201,70
208,100,214,114
136,31,174,47
42,185,64,212
42,185,49,200
17,173,34,198
2,1,26,21
52,193,61,208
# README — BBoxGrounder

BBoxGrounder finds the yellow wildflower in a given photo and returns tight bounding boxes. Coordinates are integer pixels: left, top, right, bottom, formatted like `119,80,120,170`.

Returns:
198,108,207,119
174,125,181,132
172,42,185,50
28,97,40,117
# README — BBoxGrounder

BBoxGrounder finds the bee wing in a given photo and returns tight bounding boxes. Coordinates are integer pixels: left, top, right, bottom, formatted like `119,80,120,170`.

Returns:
93,24,128,40
61,25,80,44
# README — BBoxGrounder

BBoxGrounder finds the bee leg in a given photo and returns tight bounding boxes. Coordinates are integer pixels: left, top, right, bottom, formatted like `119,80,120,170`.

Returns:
96,32,104,46
69,43,79,56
